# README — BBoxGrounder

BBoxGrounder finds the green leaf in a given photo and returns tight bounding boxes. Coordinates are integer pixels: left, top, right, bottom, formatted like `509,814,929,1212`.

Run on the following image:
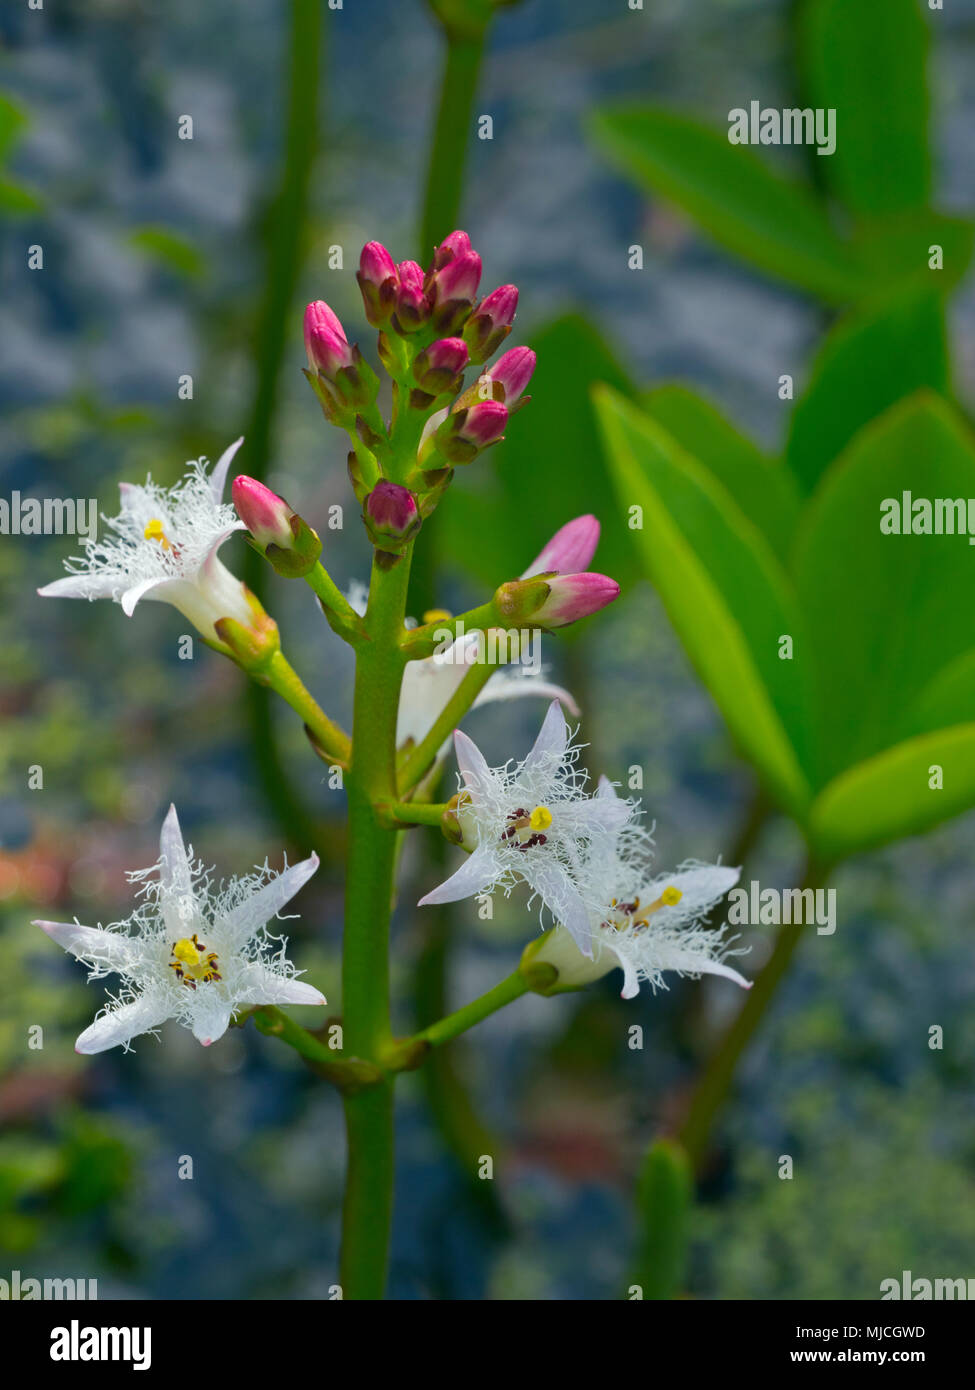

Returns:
794,393,975,786
595,386,812,817
0,177,43,215
786,289,948,496
588,105,863,302
128,227,206,279
850,210,974,294
641,384,800,561
809,724,975,860
443,314,640,590
631,1139,693,1301
799,0,930,218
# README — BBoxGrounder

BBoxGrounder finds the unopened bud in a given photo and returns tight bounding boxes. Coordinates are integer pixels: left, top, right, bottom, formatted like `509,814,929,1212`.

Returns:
357,241,398,326
433,399,507,463
232,476,322,579
363,482,421,553
463,284,518,363
304,300,354,378
413,337,469,395
394,260,430,333
485,346,536,409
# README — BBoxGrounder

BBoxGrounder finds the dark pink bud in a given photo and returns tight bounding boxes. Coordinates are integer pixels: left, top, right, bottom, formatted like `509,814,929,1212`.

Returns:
487,346,536,407
458,398,507,447
431,229,473,271
413,337,469,394
395,259,430,331
360,240,396,286
357,241,398,326
523,515,600,578
533,573,620,628
464,284,518,362
433,250,482,308
364,481,421,552
432,398,508,464
304,300,354,379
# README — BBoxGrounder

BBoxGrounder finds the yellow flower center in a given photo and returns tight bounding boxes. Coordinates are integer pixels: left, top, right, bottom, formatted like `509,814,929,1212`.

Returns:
143,518,172,549
169,934,221,987
422,608,452,624
602,885,683,935
529,805,553,831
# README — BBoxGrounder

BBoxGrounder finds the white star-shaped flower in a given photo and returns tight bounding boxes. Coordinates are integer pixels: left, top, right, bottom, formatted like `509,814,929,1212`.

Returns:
34,806,324,1053
531,782,748,998
418,700,635,955
38,439,252,643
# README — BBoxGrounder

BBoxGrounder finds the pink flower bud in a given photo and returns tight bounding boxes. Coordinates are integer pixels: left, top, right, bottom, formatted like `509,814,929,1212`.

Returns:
463,284,518,362
304,301,354,379
413,337,469,394
232,476,294,549
432,399,508,464
357,241,398,326
431,229,473,271
395,259,430,331
233,475,322,577
487,346,536,407
523,515,600,578
364,482,421,548
532,572,620,628
458,398,507,447
433,250,482,308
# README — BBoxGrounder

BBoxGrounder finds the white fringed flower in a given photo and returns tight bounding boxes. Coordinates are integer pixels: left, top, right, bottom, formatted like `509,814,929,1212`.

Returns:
34,806,324,1053
531,783,747,998
418,700,635,954
37,439,252,642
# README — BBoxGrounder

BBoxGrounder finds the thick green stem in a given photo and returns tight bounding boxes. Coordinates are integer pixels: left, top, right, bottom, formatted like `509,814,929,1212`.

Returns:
340,1083,395,1299
339,551,412,1299
677,858,833,1169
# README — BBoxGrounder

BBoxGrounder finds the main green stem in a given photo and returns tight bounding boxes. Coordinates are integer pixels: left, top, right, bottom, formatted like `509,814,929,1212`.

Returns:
339,551,412,1299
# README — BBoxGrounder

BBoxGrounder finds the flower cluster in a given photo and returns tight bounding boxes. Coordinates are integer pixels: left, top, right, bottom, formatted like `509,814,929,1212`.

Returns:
34,807,324,1053
421,701,749,998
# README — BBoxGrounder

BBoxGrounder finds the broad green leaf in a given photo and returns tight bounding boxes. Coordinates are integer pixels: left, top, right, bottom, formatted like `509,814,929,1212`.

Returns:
641,384,800,561
128,228,206,279
794,393,975,786
850,211,974,294
786,290,948,496
443,314,639,590
799,0,930,218
810,724,975,860
596,386,811,817
909,650,975,735
631,1139,692,1301
588,105,863,302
